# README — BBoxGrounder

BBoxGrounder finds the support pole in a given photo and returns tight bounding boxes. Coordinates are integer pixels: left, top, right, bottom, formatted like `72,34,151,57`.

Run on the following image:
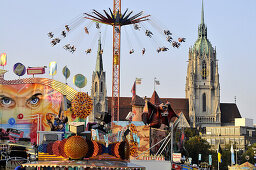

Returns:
111,0,121,122
170,123,174,168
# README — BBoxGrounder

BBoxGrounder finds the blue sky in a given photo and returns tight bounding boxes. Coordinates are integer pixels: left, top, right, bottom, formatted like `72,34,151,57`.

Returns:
0,0,255,121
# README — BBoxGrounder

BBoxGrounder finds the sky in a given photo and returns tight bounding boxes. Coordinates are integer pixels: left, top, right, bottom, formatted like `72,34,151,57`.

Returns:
0,0,255,121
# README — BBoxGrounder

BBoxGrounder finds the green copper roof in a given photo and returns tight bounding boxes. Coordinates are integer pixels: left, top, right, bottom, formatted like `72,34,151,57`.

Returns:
192,0,213,55
193,37,213,55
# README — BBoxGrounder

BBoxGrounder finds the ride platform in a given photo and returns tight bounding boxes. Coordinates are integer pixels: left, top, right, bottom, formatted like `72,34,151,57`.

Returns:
22,160,145,169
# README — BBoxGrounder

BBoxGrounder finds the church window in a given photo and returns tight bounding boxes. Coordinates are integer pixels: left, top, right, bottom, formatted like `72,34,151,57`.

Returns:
203,93,206,112
100,82,103,92
95,82,98,92
202,60,207,79
95,103,102,113
211,61,214,80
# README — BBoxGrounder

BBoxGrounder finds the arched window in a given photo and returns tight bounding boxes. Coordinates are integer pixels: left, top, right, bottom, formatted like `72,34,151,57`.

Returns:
95,82,98,92
100,82,103,92
211,61,214,81
95,103,102,113
203,93,206,112
202,60,207,79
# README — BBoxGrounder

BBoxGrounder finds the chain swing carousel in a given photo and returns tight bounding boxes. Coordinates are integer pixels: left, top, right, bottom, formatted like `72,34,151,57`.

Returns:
0,1,186,169
46,3,185,123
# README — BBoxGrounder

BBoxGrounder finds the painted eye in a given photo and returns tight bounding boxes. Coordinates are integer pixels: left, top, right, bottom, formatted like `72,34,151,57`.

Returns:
30,97,39,105
1,97,12,105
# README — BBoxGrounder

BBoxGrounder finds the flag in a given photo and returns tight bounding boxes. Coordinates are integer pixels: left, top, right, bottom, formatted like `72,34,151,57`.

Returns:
231,144,235,165
131,81,136,96
136,78,142,84
180,131,185,144
49,61,57,76
0,53,7,66
155,79,160,85
218,144,222,163
179,130,185,150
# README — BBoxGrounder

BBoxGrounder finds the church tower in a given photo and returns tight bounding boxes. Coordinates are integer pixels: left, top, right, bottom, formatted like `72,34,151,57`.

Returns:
89,35,107,122
185,1,221,127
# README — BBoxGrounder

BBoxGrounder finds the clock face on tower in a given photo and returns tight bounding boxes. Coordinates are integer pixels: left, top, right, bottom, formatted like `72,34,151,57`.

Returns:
201,68,208,79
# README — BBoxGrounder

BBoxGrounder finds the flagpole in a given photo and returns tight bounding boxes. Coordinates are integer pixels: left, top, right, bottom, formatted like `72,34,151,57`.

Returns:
231,142,232,166
218,134,220,170
154,77,156,91
218,148,219,170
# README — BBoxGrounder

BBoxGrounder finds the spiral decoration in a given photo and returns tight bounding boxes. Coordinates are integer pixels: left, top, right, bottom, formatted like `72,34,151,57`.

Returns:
91,140,101,157
107,140,130,160
129,123,139,157
37,138,130,160
130,146,137,157
114,142,121,158
38,144,47,153
59,138,68,158
64,136,88,159
71,92,93,119
130,123,137,134
47,142,54,155
52,141,61,156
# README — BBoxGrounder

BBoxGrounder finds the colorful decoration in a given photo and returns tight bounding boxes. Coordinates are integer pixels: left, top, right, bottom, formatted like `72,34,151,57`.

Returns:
91,140,101,157
49,61,57,76
13,63,26,76
52,141,61,156
84,140,102,158
62,66,70,80
71,113,76,119
128,123,140,157
47,142,54,155
73,74,87,88
142,101,177,128
64,136,88,159
71,92,93,119
38,144,48,153
27,67,46,75
17,114,24,119
0,53,7,66
59,139,68,158
130,146,137,157
8,118,16,125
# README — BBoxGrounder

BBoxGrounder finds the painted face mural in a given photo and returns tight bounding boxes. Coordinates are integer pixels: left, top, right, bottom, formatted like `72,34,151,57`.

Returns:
0,83,63,143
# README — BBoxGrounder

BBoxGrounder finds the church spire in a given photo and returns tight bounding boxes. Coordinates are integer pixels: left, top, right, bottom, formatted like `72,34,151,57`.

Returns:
198,0,207,38
201,0,204,25
95,32,103,73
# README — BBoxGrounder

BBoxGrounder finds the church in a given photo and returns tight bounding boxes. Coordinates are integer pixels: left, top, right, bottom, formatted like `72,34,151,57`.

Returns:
89,1,241,129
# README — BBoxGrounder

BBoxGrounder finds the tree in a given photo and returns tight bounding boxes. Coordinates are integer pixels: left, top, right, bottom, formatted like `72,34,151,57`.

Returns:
241,143,256,164
211,143,243,170
184,136,211,164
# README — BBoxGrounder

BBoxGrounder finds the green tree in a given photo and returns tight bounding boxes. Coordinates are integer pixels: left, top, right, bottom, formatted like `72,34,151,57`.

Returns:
211,143,244,170
241,143,256,164
184,136,211,164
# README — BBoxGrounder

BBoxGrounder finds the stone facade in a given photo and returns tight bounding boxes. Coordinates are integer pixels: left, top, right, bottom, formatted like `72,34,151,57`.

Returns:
202,125,256,150
185,1,221,128
89,36,107,122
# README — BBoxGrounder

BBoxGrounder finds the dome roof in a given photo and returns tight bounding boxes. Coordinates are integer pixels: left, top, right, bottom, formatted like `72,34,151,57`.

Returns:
192,36,214,55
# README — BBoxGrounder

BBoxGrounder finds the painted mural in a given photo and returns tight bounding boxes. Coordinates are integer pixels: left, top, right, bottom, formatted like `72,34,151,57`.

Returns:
0,77,77,144
112,121,150,160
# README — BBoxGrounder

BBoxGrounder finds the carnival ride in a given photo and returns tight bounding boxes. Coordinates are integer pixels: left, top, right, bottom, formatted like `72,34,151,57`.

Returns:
47,1,185,122
0,0,187,169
